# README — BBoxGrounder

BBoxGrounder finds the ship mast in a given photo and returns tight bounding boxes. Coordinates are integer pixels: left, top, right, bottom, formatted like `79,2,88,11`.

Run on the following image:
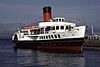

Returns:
91,25,94,36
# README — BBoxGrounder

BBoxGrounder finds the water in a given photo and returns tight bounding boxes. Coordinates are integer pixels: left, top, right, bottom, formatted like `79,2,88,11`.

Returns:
0,39,100,67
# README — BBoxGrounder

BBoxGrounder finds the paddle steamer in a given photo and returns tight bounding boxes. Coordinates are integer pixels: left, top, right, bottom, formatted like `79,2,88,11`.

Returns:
12,6,86,52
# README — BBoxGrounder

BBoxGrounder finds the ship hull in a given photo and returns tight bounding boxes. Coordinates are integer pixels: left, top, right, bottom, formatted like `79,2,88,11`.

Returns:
13,38,84,53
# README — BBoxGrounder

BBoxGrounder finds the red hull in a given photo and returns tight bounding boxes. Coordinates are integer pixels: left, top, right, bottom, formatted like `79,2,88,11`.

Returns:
35,46,83,53
14,43,83,53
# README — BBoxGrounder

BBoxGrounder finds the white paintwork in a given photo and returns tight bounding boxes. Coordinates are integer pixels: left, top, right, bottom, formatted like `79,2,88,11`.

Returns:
39,22,76,28
12,17,86,41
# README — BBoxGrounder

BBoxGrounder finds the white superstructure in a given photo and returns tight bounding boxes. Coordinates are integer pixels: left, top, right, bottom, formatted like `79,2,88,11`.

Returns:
12,17,86,41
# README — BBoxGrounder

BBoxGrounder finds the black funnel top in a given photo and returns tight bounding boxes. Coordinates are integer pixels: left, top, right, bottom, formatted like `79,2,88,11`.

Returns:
43,6,52,13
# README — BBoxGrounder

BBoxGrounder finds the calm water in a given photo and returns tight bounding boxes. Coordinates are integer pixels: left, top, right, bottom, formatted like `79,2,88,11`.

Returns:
0,39,100,67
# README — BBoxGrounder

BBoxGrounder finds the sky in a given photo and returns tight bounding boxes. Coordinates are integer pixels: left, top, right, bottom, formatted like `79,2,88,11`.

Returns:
0,0,100,35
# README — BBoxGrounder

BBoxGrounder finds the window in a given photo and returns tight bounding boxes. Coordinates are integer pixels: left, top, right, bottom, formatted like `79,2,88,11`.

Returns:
59,19,61,22
61,26,64,29
53,26,55,30
56,26,59,30
46,26,50,31
30,30,34,35
40,28,44,34
66,26,68,30
50,27,53,30
20,30,28,34
56,19,58,22
34,29,40,34
62,19,64,22
53,19,56,22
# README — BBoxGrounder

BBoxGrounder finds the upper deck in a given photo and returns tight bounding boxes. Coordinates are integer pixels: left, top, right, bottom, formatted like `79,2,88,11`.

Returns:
39,17,76,28
18,17,78,35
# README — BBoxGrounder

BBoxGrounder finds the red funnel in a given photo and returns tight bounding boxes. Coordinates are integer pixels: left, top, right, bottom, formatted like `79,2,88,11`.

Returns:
43,6,52,22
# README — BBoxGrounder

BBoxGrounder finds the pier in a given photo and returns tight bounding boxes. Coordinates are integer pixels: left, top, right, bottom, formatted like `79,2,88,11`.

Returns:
84,35,100,50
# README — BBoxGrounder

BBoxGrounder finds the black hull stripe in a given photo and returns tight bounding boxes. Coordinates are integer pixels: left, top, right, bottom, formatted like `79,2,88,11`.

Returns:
14,38,84,46
18,38,84,42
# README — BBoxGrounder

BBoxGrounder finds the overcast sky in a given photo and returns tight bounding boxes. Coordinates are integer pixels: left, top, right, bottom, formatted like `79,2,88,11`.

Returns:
0,0,100,30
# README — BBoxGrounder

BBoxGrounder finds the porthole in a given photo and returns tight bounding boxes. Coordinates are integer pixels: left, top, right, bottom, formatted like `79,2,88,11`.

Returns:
49,35,51,39
41,36,43,39
54,35,57,38
58,34,60,38
43,36,45,39
51,35,53,38
39,37,41,39
46,36,48,39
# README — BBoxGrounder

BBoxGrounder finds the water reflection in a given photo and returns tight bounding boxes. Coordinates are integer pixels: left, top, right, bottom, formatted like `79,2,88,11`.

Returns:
14,49,85,67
